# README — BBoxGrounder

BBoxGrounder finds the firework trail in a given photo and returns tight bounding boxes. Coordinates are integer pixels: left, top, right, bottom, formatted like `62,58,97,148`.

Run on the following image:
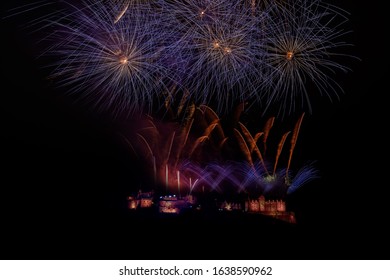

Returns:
250,132,263,153
234,128,255,171
287,162,320,194
126,103,317,197
286,112,305,179
273,131,291,175
113,3,129,23
199,105,225,140
115,103,308,201
238,122,268,174
259,0,353,117
188,135,209,158
262,116,275,154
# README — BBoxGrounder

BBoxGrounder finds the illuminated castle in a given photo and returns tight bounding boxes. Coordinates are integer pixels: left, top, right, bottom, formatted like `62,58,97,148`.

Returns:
127,191,295,223
127,190,154,210
219,201,242,211
245,195,296,223
246,195,286,212
159,195,196,214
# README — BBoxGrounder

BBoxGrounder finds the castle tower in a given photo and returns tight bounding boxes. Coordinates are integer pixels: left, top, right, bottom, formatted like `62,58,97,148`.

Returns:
276,200,286,212
259,195,265,212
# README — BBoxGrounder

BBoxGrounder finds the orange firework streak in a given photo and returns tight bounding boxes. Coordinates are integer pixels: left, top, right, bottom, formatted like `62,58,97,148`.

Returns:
232,102,246,128
273,131,291,175
177,90,190,117
203,121,219,137
162,84,178,118
251,132,264,153
234,128,256,173
188,136,209,158
219,137,229,150
238,122,269,175
199,105,225,140
262,116,275,155
251,0,256,15
188,120,218,157
286,112,305,178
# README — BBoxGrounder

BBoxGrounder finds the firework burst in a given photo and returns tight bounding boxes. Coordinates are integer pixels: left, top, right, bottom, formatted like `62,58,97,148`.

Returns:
160,0,235,26
258,0,353,117
5,0,355,117
42,0,173,117
159,0,271,114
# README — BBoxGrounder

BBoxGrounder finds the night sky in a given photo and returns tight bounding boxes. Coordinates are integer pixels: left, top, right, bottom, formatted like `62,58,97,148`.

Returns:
2,0,389,259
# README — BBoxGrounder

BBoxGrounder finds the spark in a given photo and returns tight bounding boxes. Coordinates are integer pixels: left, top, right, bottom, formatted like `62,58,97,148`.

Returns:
286,51,294,61
114,3,129,24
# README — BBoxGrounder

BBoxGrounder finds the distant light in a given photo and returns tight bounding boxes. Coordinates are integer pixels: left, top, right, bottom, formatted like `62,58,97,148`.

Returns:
224,47,232,55
286,51,294,61
119,56,128,64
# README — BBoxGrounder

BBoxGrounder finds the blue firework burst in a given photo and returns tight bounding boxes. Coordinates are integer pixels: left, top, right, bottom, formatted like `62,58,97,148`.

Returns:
287,162,320,194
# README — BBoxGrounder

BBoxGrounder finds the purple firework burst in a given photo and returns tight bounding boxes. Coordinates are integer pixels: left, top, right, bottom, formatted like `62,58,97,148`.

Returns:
159,0,270,113
43,0,173,116
259,0,354,117
6,0,355,117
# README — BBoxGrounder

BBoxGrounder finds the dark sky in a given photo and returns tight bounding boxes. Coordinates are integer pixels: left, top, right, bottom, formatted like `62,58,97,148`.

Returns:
2,0,389,259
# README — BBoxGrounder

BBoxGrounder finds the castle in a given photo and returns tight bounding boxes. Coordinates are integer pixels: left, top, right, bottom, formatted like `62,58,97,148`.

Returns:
127,192,196,214
246,195,295,223
127,191,295,223
158,194,196,214
127,190,154,210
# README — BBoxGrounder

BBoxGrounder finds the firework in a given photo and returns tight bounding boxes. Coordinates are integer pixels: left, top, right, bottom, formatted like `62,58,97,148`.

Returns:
123,103,318,198
159,159,319,199
286,162,320,194
6,0,354,117
159,0,270,113
41,0,174,117
258,0,353,117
